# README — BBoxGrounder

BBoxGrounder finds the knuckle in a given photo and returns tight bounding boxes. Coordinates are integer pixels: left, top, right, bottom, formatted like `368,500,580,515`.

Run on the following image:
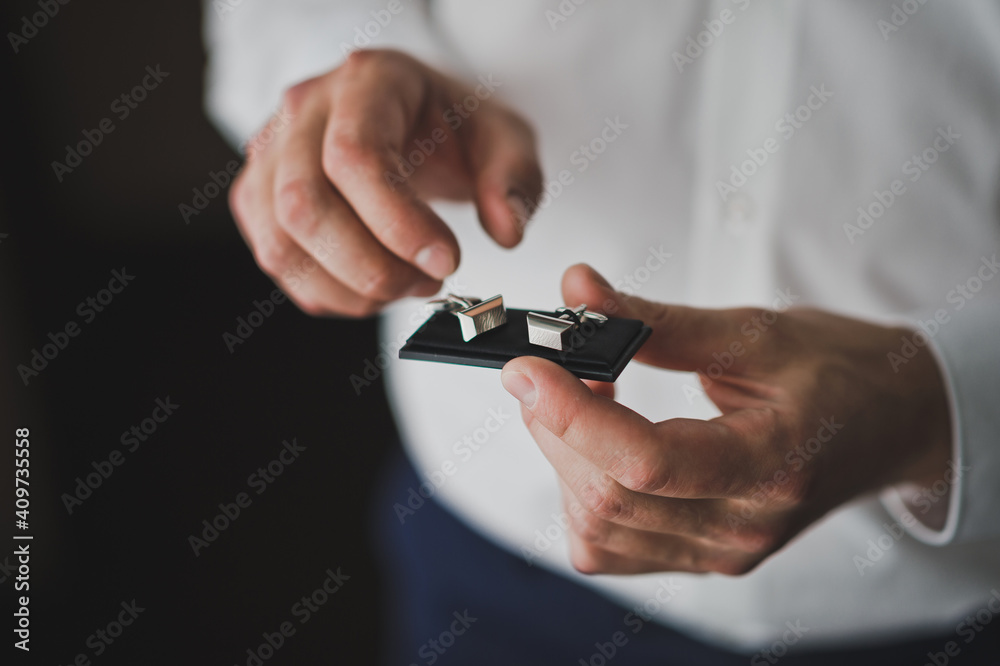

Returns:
355,267,397,302
228,172,251,220
614,458,669,495
339,48,408,76
683,547,709,573
275,178,322,236
713,557,759,577
293,298,328,318
323,132,370,179
280,78,317,115
725,523,781,554
339,48,378,72
569,544,607,576
577,477,631,523
255,236,295,276
542,408,575,440
679,545,737,575
570,510,611,547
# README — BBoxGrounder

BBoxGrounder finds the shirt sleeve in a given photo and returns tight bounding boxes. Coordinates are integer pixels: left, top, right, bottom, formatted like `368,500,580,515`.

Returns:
203,0,454,150
880,290,1000,545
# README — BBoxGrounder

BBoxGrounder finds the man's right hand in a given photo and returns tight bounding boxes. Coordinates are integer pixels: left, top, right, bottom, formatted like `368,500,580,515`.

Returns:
229,49,544,317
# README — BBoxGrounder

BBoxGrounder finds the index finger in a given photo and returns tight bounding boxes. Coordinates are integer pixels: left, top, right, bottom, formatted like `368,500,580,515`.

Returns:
322,52,461,280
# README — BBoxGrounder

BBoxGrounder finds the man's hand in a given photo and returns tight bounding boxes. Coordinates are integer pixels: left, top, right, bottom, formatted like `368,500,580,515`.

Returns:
501,264,951,575
229,50,543,317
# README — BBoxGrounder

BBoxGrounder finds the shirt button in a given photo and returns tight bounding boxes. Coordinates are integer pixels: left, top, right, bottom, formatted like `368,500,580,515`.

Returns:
723,193,755,235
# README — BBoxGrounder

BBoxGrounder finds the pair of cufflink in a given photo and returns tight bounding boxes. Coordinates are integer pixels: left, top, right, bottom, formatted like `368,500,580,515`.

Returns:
427,294,608,351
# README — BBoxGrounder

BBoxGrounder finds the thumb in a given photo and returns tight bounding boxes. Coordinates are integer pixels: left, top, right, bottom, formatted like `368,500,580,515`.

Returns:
561,263,752,374
460,105,544,248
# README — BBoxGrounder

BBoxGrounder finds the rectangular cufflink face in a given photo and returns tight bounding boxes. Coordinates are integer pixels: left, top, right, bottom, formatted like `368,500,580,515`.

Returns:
526,312,575,350
456,295,507,342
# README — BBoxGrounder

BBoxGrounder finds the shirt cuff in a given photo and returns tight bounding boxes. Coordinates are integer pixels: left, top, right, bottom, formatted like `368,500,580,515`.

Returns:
879,291,1000,545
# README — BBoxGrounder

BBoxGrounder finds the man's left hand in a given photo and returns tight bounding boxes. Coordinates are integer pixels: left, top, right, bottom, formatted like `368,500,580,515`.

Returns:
501,264,951,575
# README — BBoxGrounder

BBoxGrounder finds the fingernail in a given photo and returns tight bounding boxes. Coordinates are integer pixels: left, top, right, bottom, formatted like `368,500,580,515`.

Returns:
506,192,531,235
415,244,456,280
501,370,536,408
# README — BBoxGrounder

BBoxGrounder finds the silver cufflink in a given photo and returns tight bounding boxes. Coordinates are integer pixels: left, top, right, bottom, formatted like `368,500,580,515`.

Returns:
427,294,508,342
527,304,608,351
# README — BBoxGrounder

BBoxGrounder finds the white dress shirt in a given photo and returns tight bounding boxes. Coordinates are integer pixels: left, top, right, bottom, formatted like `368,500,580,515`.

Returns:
205,0,1000,653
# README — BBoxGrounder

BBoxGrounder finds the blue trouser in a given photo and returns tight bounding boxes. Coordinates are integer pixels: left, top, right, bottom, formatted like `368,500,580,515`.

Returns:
372,450,1000,665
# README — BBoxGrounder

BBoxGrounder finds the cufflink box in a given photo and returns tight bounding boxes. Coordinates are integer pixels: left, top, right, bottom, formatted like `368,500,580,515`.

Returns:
399,307,651,382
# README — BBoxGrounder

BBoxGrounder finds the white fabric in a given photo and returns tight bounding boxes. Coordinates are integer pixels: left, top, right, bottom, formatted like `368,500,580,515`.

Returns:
205,0,1000,653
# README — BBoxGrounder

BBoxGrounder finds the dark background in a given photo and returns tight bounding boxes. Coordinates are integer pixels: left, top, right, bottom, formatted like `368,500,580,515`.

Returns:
2,1,396,662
